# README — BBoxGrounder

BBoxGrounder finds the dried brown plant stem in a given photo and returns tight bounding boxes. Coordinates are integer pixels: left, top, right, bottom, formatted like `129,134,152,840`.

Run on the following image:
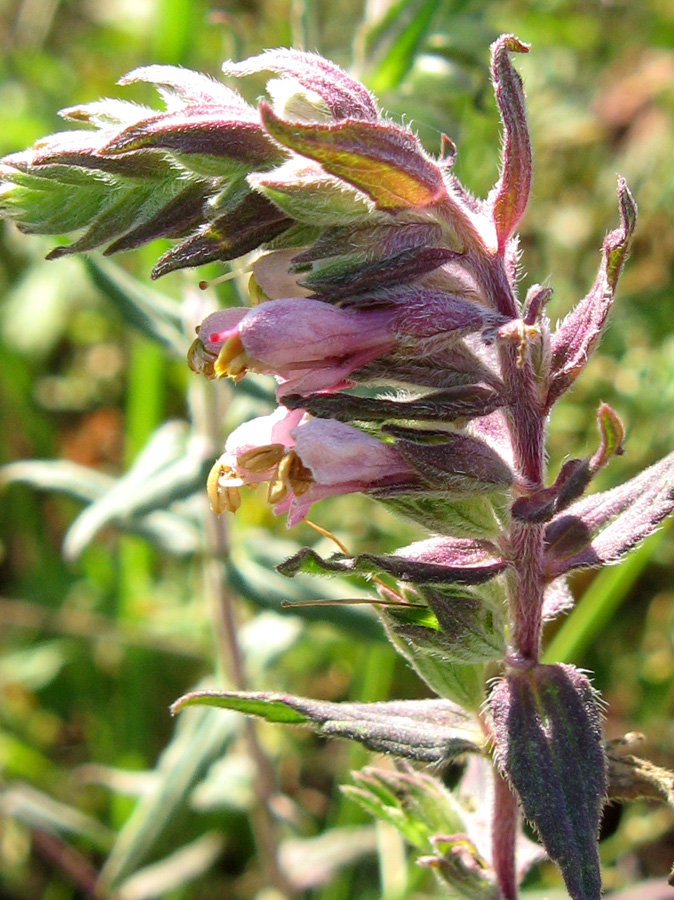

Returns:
194,371,293,897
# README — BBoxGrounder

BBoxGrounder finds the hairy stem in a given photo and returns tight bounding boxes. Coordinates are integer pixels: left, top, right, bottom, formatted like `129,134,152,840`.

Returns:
502,333,547,663
492,770,519,900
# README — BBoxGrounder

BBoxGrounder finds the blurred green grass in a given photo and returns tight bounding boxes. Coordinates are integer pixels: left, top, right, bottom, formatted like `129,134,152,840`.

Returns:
2,0,674,897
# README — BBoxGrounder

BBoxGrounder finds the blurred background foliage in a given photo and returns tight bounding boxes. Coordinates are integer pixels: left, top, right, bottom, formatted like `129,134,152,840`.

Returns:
2,0,674,897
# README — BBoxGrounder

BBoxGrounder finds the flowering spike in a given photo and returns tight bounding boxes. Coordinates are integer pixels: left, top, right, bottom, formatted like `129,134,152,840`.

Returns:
259,102,447,210
488,35,532,253
4,38,671,900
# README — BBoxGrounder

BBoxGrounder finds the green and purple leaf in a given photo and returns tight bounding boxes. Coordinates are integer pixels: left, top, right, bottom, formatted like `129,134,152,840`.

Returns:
546,178,637,409
488,664,605,900
222,49,379,122
282,384,503,426
544,449,674,578
277,544,506,586
488,35,531,252
172,692,483,763
260,103,447,210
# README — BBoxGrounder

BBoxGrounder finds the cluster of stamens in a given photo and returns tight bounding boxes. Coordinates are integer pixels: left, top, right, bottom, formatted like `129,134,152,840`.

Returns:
206,443,314,515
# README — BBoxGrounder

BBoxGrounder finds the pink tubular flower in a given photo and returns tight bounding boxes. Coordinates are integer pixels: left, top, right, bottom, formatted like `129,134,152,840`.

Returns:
189,293,511,396
208,407,417,526
189,298,398,395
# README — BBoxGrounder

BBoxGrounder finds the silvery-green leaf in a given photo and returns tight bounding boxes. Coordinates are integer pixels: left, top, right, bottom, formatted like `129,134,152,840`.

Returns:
62,421,209,560
172,691,483,763
113,833,225,900
99,702,239,891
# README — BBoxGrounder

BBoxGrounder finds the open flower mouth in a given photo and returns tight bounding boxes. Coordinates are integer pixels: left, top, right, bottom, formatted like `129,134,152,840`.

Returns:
207,442,315,514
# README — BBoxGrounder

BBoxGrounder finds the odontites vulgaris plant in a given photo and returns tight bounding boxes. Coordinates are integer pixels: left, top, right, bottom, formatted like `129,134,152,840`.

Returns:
3,35,674,900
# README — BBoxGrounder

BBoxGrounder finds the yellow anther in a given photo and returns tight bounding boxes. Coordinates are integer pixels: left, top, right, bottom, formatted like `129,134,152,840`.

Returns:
287,453,314,495
207,460,241,514
248,274,270,306
267,466,289,504
238,444,285,473
213,335,248,379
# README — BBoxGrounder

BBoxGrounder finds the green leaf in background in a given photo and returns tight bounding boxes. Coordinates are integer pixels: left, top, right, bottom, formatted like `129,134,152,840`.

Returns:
356,0,441,93
98,702,240,893
85,258,187,356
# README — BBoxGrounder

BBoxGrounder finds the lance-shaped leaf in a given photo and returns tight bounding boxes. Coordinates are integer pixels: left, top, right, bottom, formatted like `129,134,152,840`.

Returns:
378,491,502,538
0,162,115,235
512,403,624,523
171,692,483,763
260,102,446,210
356,343,505,392
59,420,209,560
119,64,244,108
381,608,485,708
103,67,286,176
222,48,379,122
544,449,674,578
104,181,211,255
282,384,503,426
396,431,514,493
249,158,376,225
0,459,200,557
151,188,292,278
277,545,506,586
302,247,456,300
488,36,531,252
2,130,216,259
545,178,637,409
46,170,208,260
488,664,605,900
290,222,457,300
386,584,506,665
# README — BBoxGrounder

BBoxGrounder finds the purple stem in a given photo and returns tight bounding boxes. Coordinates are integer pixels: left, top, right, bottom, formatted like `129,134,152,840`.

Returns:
492,769,519,900
486,253,547,662
487,256,547,899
